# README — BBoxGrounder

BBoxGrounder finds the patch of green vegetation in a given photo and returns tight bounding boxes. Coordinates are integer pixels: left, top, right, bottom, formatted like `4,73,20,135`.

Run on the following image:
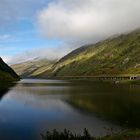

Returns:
119,80,140,85
100,129,140,140
38,29,140,77
0,71,17,82
0,57,19,82
0,57,19,80
12,29,140,79
41,128,93,140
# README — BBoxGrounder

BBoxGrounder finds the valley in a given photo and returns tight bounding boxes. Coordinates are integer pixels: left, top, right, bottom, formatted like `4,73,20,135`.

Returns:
12,29,140,81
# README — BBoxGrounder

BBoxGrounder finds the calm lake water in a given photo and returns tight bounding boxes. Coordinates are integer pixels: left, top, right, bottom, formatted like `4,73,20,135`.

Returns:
0,79,140,140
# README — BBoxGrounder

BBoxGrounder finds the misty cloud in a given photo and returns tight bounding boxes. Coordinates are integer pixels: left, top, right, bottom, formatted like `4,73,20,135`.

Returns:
37,0,140,43
8,45,74,64
1,0,140,64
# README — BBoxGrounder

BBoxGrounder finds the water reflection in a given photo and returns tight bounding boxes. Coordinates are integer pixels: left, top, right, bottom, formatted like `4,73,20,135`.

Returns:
66,82,140,128
0,79,140,140
0,83,16,99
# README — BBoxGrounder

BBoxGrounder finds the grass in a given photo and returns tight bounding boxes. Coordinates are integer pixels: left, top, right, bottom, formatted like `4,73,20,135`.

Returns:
41,128,95,140
100,129,140,140
41,129,140,140
0,70,18,82
0,57,19,82
119,80,140,85
40,29,140,77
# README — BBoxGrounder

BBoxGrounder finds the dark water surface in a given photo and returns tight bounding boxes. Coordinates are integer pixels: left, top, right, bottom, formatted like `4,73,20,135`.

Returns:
0,79,140,140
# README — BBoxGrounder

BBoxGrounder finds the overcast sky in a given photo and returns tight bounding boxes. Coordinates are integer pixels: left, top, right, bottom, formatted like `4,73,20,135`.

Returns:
0,0,140,64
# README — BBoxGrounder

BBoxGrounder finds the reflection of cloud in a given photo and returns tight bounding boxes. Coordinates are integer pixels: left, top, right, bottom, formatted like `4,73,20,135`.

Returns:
37,0,140,43
3,83,70,111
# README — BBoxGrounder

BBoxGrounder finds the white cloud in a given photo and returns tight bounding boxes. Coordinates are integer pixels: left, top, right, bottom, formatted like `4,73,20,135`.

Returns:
37,0,140,43
1,0,140,64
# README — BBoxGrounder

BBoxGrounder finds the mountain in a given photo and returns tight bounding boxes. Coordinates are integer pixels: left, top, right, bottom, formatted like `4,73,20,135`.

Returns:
37,29,140,78
0,57,20,82
11,29,140,79
11,58,55,78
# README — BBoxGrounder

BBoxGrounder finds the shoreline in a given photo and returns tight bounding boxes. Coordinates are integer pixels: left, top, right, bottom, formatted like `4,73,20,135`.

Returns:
28,76,140,85
41,129,140,140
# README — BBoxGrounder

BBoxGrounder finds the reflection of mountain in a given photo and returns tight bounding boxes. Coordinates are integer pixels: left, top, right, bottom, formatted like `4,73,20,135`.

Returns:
12,81,140,128
65,83,140,128
2,79,140,129
2,81,70,110
1,80,122,137
0,57,19,98
0,83,16,99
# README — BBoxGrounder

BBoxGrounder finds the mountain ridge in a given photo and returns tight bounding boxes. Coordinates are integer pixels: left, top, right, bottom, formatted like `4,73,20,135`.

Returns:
11,58,55,78
0,57,20,82
12,29,140,78
41,29,140,77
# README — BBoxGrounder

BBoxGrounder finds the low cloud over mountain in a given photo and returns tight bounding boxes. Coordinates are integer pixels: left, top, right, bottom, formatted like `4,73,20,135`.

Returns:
37,0,140,43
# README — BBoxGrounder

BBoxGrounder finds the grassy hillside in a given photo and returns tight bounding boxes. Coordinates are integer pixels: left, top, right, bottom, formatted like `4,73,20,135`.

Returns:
0,57,20,82
11,29,140,78
39,29,140,77
11,58,54,78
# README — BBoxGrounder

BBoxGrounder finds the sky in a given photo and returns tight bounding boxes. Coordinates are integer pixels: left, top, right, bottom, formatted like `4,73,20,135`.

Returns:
0,0,140,64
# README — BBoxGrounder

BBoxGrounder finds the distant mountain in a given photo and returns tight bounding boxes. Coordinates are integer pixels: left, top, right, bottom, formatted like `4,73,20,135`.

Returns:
37,29,140,78
0,57,20,82
11,58,55,78
11,29,140,79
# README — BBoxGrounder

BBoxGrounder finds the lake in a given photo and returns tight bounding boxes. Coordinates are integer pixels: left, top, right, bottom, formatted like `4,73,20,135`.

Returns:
0,79,140,140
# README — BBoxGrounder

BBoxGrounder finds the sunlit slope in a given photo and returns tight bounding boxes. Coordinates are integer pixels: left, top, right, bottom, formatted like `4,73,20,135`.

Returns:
43,29,140,77
12,59,54,78
12,29,140,78
0,57,20,82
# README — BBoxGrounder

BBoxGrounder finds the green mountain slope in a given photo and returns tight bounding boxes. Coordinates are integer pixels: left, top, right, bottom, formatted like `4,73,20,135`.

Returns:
39,29,140,77
11,58,54,78
0,57,20,82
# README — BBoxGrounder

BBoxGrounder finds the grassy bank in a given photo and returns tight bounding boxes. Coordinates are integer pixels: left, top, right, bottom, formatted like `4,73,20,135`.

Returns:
41,129,140,140
49,76,140,85
119,80,140,85
100,130,140,140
